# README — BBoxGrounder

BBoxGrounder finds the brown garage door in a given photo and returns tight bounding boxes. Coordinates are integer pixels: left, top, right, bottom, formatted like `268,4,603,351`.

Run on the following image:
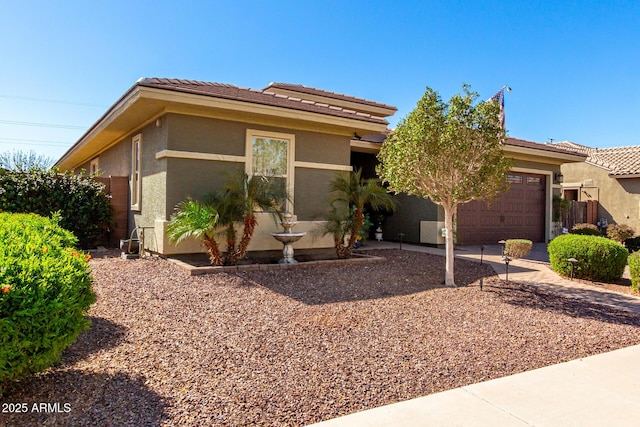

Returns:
456,173,546,245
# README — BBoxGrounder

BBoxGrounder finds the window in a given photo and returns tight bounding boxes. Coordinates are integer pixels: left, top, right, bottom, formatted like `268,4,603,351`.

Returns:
506,174,523,184
526,176,541,185
90,158,99,175
246,130,295,212
131,134,142,210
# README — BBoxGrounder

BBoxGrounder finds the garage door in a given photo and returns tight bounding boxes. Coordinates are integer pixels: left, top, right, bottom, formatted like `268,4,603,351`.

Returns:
456,173,546,245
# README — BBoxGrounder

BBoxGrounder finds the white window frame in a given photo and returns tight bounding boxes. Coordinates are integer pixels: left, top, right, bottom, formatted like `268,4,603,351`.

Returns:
245,129,295,213
131,134,142,210
90,158,99,175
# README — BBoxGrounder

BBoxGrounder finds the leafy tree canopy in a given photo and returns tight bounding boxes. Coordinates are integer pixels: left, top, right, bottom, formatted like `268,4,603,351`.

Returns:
377,84,512,286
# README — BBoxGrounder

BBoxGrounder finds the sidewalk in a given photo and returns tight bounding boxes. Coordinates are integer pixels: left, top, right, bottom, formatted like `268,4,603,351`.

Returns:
308,241,640,426
309,344,640,427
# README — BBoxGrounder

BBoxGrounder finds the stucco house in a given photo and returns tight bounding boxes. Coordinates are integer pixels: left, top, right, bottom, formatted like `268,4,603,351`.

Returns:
352,137,586,246
55,78,397,255
552,141,640,233
55,78,587,254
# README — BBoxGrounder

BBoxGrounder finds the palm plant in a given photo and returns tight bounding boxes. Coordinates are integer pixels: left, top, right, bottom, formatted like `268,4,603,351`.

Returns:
203,172,288,265
166,198,221,265
325,169,396,258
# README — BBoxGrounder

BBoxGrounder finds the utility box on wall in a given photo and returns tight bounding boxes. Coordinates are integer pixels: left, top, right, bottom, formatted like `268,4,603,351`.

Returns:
420,221,445,245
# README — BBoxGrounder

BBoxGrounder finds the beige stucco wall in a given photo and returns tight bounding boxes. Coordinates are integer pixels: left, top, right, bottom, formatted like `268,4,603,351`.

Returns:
562,162,640,232
150,113,351,254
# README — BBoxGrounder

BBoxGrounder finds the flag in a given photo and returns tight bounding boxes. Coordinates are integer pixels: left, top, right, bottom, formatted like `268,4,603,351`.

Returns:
487,89,505,129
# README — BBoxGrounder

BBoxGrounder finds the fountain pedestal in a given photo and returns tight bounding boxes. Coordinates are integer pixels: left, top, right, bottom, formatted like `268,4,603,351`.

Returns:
271,212,306,264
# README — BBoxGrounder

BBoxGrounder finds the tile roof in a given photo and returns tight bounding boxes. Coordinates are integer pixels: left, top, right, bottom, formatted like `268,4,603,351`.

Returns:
552,141,640,176
504,137,587,156
355,133,586,157
263,82,397,112
138,78,390,125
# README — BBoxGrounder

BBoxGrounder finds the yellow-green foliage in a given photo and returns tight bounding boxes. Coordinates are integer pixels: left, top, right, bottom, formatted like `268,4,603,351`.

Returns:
548,234,627,282
505,239,533,259
629,252,640,290
0,213,95,393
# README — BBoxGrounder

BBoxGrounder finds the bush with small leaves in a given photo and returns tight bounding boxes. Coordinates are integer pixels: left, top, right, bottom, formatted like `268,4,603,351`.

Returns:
0,213,95,393
629,252,640,290
548,234,628,282
570,223,601,236
504,239,533,259
607,224,635,244
0,169,113,248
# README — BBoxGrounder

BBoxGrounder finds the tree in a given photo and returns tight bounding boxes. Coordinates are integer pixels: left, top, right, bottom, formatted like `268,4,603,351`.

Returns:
377,85,512,287
0,149,54,172
324,169,396,258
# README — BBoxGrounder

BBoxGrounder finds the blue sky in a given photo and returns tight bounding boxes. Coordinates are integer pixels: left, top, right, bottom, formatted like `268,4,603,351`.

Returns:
0,1,638,162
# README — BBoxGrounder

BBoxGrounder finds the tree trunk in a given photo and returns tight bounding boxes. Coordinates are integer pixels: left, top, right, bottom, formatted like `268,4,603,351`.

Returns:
231,215,257,264
342,208,364,258
203,236,223,266
443,204,456,287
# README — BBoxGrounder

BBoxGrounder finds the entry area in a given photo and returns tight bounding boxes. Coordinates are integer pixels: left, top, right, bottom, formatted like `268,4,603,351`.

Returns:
456,172,546,245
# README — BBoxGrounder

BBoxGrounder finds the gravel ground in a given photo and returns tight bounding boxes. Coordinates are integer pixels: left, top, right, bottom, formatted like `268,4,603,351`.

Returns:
3,249,640,426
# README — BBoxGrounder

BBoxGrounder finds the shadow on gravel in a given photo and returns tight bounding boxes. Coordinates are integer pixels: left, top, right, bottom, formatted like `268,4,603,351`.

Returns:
239,254,496,305
61,316,127,365
1,370,169,427
485,282,640,327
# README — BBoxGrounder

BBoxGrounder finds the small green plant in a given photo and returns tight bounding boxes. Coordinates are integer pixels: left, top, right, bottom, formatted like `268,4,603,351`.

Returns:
504,239,533,259
548,234,628,282
607,224,635,244
570,223,601,236
629,252,640,290
0,213,95,393
552,195,569,222
323,169,396,258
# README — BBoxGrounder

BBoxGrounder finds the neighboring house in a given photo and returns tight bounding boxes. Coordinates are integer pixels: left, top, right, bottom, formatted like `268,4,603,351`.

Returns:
55,78,397,255
352,137,586,246
552,141,640,233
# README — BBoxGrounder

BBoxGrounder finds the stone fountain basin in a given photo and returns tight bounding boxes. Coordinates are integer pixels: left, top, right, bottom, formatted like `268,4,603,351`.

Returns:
271,231,306,244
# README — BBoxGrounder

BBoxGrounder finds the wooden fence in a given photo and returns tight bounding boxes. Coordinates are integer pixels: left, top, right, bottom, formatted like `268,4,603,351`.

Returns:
563,200,598,231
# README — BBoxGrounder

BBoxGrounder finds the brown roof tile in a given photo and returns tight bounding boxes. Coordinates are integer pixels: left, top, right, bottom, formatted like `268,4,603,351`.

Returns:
263,82,397,112
505,137,587,157
552,141,640,175
138,78,390,125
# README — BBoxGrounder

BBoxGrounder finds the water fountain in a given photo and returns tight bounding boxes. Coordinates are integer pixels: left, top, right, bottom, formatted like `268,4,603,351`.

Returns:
271,212,306,264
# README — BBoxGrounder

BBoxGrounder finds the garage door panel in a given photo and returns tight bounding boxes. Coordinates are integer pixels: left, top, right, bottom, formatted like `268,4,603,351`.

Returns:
457,173,545,245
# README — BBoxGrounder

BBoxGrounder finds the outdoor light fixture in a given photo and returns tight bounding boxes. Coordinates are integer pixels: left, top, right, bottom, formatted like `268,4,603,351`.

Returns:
504,256,511,282
398,233,405,250
480,245,486,265
567,258,578,280
498,240,506,257
554,172,564,184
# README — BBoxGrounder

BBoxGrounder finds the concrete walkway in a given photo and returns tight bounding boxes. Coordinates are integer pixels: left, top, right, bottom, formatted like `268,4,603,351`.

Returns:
308,241,640,426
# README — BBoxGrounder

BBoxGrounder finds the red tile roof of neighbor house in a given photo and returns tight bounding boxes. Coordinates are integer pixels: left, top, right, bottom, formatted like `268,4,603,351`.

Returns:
137,78,391,125
552,141,640,176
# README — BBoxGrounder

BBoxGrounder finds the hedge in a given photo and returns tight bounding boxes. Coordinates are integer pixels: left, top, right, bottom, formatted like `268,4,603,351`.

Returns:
504,239,533,259
0,169,113,248
548,234,628,282
0,213,95,393
629,252,640,290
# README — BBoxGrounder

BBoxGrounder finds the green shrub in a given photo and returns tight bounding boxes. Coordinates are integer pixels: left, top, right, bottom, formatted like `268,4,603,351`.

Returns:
504,239,533,259
625,236,640,253
0,213,95,392
570,223,601,236
629,252,640,290
548,234,628,282
607,224,635,243
0,169,113,248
